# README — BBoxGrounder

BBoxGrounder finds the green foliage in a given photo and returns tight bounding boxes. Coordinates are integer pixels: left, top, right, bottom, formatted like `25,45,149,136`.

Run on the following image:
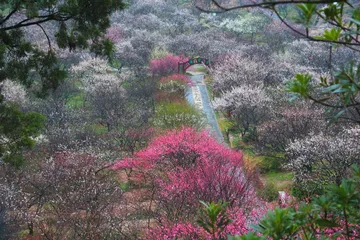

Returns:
151,46,169,60
314,28,342,42
241,126,258,143
286,73,312,99
287,62,360,123
234,166,360,239
0,0,126,166
196,201,232,239
0,103,46,168
153,101,205,130
258,155,282,174
258,182,279,202
296,3,317,28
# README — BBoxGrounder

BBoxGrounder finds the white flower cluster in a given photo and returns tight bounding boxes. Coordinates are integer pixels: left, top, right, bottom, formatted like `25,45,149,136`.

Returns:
210,53,269,93
212,85,270,111
71,57,125,94
0,79,27,104
286,127,360,189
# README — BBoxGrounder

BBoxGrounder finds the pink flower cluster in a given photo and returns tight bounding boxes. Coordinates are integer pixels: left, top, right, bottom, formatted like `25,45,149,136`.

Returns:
143,208,260,240
159,74,192,86
113,128,263,238
149,54,188,76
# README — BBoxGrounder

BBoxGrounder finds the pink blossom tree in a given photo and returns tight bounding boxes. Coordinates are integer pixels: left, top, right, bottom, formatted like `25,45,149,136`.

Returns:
112,128,262,224
149,54,188,76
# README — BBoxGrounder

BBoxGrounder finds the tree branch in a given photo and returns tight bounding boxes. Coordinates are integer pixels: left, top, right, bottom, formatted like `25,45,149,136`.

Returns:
195,0,343,12
271,7,360,49
0,7,19,25
1,15,72,31
36,23,52,51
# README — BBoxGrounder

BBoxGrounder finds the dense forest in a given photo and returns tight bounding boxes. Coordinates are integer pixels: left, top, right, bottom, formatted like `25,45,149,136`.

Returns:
1,0,360,239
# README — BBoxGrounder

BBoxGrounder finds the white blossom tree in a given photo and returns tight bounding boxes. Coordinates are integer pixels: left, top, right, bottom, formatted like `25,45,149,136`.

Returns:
213,85,271,137
286,127,360,194
219,12,269,44
0,151,126,239
0,80,27,105
210,52,269,94
71,57,128,131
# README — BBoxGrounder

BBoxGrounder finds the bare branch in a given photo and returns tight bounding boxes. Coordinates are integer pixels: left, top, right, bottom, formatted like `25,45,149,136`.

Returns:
195,0,343,12
271,7,360,50
0,7,19,25
36,23,52,51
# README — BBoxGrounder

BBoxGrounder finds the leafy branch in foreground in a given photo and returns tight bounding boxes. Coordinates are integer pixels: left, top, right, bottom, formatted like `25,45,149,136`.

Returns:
197,0,360,124
286,62,360,124
231,165,360,239
197,201,232,239
196,1,360,50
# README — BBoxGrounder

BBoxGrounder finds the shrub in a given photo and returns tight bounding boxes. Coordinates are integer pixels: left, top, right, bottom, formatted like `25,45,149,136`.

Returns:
258,156,282,174
150,46,169,60
233,166,360,239
157,74,192,101
152,101,205,130
258,182,278,202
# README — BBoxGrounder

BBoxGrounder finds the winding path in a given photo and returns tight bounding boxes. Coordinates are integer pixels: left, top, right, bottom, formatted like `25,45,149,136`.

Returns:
186,74,224,143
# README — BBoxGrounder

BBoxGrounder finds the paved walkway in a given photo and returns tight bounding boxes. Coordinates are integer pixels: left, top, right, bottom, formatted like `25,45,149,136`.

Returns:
186,74,224,143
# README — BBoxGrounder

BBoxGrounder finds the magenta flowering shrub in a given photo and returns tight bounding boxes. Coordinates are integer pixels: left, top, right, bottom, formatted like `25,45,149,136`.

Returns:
113,128,264,237
149,54,188,76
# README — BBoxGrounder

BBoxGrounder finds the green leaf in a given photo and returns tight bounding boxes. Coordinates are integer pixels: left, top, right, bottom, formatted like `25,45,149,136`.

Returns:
314,28,341,41
315,219,339,228
296,3,317,27
286,73,312,97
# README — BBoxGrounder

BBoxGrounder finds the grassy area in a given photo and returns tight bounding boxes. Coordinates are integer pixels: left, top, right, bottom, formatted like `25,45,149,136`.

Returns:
91,123,108,135
262,171,294,190
67,93,85,109
263,171,293,182
217,117,234,134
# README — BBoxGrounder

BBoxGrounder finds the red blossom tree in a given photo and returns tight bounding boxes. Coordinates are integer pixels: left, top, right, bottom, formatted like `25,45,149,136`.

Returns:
149,54,188,76
112,128,262,223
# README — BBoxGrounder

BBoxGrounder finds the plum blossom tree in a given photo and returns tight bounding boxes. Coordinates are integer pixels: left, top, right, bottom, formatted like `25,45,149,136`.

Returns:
112,128,261,223
210,53,269,94
0,151,125,239
284,39,330,70
286,127,360,194
0,79,27,105
257,103,326,153
144,207,261,240
219,12,269,44
213,85,271,137
167,34,211,58
71,57,127,131
149,54,188,76
105,24,123,43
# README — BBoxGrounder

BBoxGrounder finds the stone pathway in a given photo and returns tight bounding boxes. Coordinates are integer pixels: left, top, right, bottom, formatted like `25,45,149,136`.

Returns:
186,74,224,143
